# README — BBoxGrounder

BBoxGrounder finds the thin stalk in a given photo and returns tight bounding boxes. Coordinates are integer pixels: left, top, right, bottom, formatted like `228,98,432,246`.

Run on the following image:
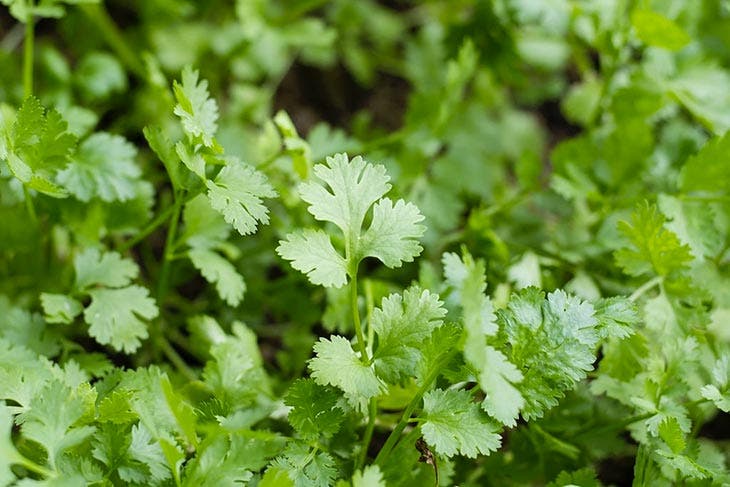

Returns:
23,185,38,224
118,203,176,252
158,336,197,381
78,4,146,78
350,270,369,363
357,397,378,469
156,194,184,302
23,16,34,97
365,279,375,357
18,456,55,478
629,276,662,302
22,15,38,223
374,350,455,466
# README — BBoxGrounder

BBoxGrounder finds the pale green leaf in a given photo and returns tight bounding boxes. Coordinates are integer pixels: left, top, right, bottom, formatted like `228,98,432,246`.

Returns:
358,198,425,267
421,388,501,458
478,346,524,427
276,229,348,288
173,66,219,147
85,286,159,353
206,161,276,236
74,247,139,290
615,202,693,277
188,248,245,307
631,9,690,51
298,153,390,237
352,465,385,487
678,132,730,194
309,335,385,403
58,132,140,202
371,286,446,383
40,293,83,324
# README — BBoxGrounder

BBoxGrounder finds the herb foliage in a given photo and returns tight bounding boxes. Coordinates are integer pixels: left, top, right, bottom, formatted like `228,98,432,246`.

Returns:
0,1,729,485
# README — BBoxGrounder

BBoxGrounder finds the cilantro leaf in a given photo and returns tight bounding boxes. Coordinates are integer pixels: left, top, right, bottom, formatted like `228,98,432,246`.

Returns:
631,9,690,51
85,286,158,353
700,354,730,412
58,132,141,202
276,229,348,288
74,247,138,290
371,286,446,383
352,465,385,487
18,379,95,469
614,202,693,278
1,0,98,22
678,132,730,194
498,289,604,420
40,293,83,324
0,402,23,485
358,198,425,267
284,378,344,440
188,248,246,307
309,335,385,404
273,442,338,487
1,97,76,197
278,153,425,286
173,66,219,147
420,388,501,458
206,161,277,236
478,346,525,427
299,153,390,237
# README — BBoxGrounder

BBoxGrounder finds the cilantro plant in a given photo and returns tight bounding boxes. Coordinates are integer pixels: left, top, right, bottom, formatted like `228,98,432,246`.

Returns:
0,1,729,486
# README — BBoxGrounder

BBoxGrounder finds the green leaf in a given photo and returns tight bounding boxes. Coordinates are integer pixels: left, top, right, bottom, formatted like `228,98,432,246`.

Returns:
182,193,231,247
284,378,344,440
299,153,390,238
188,248,246,307
0,402,23,485
273,443,337,487
277,229,348,288
40,293,83,324
173,66,219,147
477,346,524,427
546,468,601,487
1,97,76,197
1,0,99,22
352,465,385,487
631,9,690,51
498,288,603,420
659,416,686,454
358,198,425,267
58,132,140,202
18,379,95,469
678,132,730,194
144,125,183,190
309,335,385,403
205,161,277,236
700,354,730,412
85,286,158,353
371,286,446,383
75,51,127,102
614,202,693,278
420,388,501,458
74,247,139,290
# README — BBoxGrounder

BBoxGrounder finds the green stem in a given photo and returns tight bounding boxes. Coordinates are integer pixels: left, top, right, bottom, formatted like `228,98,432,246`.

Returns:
350,270,369,364
374,351,454,466
119,189,202,253
357,397,378,469
365,279,375,357
629,276,662,302
18,456,55,478
156,193,184,303
22,14,38,224
23,15,34,97
23,185,38,224
78,3,146,78
158,336,197,381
